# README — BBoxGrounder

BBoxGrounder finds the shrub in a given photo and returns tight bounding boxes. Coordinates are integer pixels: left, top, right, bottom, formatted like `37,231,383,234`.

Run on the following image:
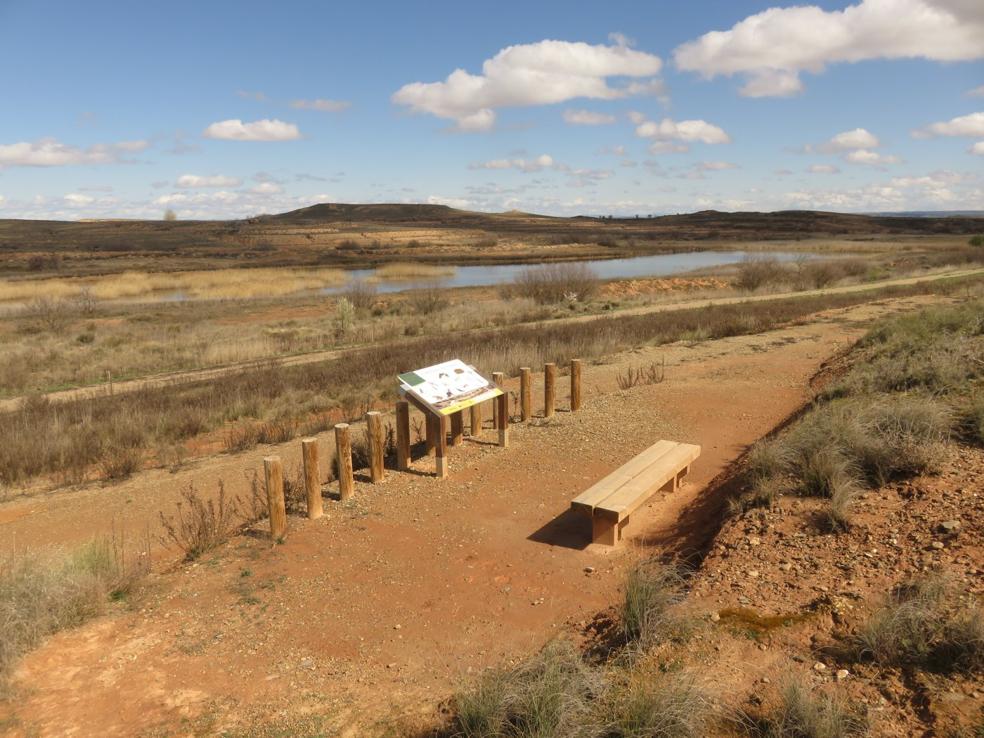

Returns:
335,297,356,335
616,360,666,390
99,444,143,480
158,481,250,561
955,392,984,445
604,671,710,738
621,559,686,648
735,256,787,292
408,285,450,315
0,536,148,685
224,424,261,453
448,640,598,737
850,576,983,673
821,474,857,533
342,279,377,310
738,680,867,738
506,263,598,304
969,235,983,247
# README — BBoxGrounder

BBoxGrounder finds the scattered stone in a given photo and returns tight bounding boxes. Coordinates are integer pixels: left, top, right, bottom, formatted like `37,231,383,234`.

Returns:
836,669,850,682
931,541,945,550
584,566,595,574
393,624,402,630
813,662,827,672
778,563,793,572
710,612,721,622
939,520,961,535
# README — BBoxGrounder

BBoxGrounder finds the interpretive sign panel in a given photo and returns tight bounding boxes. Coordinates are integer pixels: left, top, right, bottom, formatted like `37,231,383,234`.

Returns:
398,359,502,416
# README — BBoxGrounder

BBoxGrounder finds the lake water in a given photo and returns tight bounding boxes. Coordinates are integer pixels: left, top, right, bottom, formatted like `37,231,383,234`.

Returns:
327,250,807,294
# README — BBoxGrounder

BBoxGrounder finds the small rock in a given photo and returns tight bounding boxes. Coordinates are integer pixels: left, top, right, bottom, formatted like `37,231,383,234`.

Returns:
813,662,827,672
778,563,793,572
939,520,961,535
394,624,402,630
710,612,721,622
584,566,595,574
748,536,761,546
931,541,945,550
748,570,760,578
836,669,850,682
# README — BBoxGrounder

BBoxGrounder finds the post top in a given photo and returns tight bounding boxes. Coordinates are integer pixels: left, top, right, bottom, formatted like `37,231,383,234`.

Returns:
334,422,350,429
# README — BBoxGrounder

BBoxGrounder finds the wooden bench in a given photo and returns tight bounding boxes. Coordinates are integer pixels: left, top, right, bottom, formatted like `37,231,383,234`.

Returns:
571,440,700,546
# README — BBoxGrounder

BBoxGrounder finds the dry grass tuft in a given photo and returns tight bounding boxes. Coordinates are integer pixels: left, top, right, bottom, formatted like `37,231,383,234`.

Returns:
0,535,149,687
621,558,687,649
158,481,262,561
736,679,867,738
850,576,983,674
371,263,456,281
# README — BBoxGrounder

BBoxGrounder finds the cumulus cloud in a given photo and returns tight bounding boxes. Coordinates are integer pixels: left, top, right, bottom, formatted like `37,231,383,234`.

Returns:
809,164,841,174
674,0,984,97
176,174,242,188
562,109,616,125
392,39,663,131
971,141,984,155
0,138,149,168
968,85,984,97
250,181,283,194
290,98,351,112
913,111,984,138
633,115,731,154
845,149,900,165
63,193,95,206
202,119,301,141
469,154,558,173
828,128,880,150
698,160,738,171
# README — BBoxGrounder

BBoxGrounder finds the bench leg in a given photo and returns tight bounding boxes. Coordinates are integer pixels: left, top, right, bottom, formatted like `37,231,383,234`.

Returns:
592,516,619,546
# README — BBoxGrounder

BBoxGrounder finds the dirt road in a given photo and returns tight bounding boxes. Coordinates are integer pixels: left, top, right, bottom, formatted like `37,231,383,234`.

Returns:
0,293,949,737
1,267,979,414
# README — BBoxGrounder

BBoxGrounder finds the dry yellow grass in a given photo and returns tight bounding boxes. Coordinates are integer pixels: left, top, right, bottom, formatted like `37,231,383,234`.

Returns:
0,268,347,304
369,263,457,282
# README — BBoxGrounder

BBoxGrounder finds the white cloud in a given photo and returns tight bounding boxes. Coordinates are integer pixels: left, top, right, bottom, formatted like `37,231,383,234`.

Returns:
0,138,148,168
63,193,95,206
828,128,880,150
562,109,616,125
674,0,984,97
627,111,647,125
469,154,557,173
426,194,473,209
634,116,731,153
845,149,900,165
971,141,984,155
202,119,301,141
250,181,283,194
289,98,351,112
176,174,242,188
808,164,841,174
966,85,984,97
913,111,984,138
698,160,738,171
392,39,663,131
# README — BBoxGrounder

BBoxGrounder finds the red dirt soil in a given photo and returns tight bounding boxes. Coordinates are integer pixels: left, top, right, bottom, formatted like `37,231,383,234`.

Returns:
0,294,957,737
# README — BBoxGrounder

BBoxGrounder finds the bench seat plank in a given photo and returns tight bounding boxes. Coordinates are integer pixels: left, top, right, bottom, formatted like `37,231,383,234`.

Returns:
570,440,677,513
596,442,700,522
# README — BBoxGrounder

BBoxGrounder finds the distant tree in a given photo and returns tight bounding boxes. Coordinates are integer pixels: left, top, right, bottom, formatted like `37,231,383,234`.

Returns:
163,208,177,221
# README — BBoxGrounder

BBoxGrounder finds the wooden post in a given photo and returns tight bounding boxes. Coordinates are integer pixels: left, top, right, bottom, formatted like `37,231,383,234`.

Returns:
435,414,448,478
496,388,509,448
425,412,439,456
366,411,385,483
570,358,583,412
520,367,532,422
264,456,287,541
450,410,463,446
301,438,322,520
395,400,410,471
492,371,504,428
334,423,354,500
544,362,556,418
470,402,482,437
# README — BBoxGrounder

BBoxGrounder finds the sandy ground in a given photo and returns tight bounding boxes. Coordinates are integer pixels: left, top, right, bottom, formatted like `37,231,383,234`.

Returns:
0,293,956,736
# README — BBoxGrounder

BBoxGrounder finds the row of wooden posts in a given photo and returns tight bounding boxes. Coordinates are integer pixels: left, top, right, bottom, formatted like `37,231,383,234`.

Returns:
259,359,583,540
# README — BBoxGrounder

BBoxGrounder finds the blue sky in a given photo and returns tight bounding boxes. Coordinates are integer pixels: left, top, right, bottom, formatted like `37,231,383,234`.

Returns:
0,0,981,219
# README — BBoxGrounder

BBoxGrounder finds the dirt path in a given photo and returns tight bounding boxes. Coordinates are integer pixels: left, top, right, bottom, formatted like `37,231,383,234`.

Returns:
0,293,949,737
1,267,978,414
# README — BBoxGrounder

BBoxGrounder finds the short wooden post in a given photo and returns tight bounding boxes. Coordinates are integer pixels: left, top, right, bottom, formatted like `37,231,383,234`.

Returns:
520,367,532,422
366,411,385,483
264,456,287,541
450,410,463,446
470,402,482,436
334,423,354,500
570,358,583,412
425,412,439,456
544,362,556,418
496,388,509,448
435,414,448,478
395,400,410,471
301,438,322,520
492,371,504,428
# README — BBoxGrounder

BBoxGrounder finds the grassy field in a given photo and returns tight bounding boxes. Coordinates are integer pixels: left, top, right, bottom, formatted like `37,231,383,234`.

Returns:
2,270,982,495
